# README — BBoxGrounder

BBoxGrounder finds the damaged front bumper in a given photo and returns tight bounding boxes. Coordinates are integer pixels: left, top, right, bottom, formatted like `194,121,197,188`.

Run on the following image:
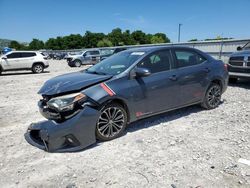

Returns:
24,106,101,152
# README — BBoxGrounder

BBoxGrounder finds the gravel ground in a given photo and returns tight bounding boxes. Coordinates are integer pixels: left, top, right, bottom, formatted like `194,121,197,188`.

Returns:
0,60,249,188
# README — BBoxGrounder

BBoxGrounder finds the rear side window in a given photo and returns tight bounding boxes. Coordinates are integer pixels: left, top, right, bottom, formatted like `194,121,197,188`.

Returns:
21,52,36,58
7,52,21,59
137,50,171,74
175,50,206,68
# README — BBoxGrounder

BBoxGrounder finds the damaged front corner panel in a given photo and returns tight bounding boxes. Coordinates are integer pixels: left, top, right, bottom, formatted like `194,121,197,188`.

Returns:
25,106,101,152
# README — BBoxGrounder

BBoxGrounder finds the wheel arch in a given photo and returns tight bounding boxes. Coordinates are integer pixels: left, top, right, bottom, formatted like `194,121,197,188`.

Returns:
32,62,45,68
211,78,223,89
100,98,131,123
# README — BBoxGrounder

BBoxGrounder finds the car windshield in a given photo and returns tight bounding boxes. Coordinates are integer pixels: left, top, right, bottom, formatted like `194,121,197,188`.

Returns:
86,51,145,75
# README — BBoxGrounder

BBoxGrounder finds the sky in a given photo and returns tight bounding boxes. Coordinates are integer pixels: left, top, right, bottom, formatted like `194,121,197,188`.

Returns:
0,0,250,43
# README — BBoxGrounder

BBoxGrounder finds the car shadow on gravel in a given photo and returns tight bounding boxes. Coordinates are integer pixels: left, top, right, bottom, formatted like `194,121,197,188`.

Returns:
126,105,203,133
228,78,250,89
0,71,50,76
67,102,225,153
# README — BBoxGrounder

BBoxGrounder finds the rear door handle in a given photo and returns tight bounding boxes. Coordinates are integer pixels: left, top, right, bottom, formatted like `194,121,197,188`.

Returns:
169,75,178,81
204,68,210,73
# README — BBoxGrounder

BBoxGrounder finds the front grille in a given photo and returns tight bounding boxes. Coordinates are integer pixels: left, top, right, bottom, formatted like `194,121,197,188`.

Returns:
229,56,244,67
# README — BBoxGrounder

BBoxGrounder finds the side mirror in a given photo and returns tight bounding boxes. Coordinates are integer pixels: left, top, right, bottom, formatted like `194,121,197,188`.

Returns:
237,46,242,51
135,67,151,77
2,56,7,60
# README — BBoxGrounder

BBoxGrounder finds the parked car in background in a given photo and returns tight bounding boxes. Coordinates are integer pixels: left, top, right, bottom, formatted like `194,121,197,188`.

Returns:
66,49,101,67
0,51,49,74
228,41,250,83
25,46,228,152
100,47,128,61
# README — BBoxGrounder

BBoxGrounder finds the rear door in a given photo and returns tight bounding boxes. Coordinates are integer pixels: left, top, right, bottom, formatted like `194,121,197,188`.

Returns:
172,49,209,105
20,52,37,68
129,49,181,117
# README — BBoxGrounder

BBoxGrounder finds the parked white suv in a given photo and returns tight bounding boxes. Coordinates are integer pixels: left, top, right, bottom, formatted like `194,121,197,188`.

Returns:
0,51,49,74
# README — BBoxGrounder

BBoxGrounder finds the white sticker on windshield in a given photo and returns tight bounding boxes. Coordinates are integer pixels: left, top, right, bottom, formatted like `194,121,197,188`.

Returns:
131,52,145,56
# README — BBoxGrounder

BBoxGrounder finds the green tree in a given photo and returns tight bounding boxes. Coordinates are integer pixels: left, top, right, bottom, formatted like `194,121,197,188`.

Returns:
150,36,165,44
154,33,170,43
97,38,113,47
108,28,124,46
131,30,148,44
83,31,105,48
62,34,83,49
9,40,25,50
122,30,136,45
29,38,44,50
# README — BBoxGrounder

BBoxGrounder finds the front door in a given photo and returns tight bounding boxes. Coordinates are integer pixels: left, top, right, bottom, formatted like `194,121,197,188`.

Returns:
129,49,180,118
3,52,22,70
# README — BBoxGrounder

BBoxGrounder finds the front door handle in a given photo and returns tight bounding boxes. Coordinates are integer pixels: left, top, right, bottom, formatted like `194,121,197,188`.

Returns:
169,75,178,81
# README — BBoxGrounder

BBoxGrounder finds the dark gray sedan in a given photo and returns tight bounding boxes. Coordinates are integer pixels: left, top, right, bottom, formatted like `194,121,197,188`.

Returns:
25,46,228,152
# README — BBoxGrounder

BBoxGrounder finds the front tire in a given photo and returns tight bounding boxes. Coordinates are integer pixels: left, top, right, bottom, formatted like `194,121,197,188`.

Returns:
74,60,81,67
201,83,222,110
32,64,44,74
96,103,127,141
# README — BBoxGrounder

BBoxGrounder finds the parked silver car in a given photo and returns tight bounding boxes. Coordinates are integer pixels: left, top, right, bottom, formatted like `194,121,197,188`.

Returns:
66,50,101,67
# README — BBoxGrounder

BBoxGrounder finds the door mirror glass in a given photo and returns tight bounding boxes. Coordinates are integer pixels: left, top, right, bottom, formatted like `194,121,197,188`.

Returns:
135,67,151,77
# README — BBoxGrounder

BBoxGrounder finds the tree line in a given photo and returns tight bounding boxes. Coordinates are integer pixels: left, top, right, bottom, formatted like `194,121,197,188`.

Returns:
9,28,170,50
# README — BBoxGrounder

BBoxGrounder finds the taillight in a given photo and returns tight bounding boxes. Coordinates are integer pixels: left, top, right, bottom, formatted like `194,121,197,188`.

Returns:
224,63,228,71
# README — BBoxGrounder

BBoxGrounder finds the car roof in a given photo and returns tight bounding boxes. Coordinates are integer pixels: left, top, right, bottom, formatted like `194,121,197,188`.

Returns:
8,51,38,53
125,46,196,53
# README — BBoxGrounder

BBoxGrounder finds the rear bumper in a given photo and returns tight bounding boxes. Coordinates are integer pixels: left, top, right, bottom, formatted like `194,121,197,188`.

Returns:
25,106,100,152
229,72,250,78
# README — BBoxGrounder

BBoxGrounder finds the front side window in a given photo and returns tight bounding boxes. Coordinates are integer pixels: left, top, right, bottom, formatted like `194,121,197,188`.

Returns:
175,50,206,68
137,50,171,74
86,51,144,75
6,52,21,59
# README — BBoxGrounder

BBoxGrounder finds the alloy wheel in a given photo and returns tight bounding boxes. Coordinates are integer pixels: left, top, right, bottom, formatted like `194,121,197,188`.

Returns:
207,85,221,108
97,107,125,139
34,65,43,73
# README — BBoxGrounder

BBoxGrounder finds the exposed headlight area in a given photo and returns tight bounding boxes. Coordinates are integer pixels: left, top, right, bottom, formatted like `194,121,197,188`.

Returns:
48,93,86,112
39,92,87,121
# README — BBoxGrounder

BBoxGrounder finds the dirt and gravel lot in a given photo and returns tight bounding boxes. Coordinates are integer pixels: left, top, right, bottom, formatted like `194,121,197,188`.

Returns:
0,60,249,188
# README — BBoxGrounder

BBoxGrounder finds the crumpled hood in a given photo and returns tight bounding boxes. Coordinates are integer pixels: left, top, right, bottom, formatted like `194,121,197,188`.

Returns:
38,71,112,96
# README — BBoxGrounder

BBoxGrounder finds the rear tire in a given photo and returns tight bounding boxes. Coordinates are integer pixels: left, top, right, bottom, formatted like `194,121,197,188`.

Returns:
32,64,44,74
201,83,222,110
229,77,238,83
96,103,127,141
74,60,81,67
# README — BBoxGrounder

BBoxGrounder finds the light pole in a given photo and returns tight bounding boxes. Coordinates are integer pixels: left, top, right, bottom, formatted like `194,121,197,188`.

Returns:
178,24,182,43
